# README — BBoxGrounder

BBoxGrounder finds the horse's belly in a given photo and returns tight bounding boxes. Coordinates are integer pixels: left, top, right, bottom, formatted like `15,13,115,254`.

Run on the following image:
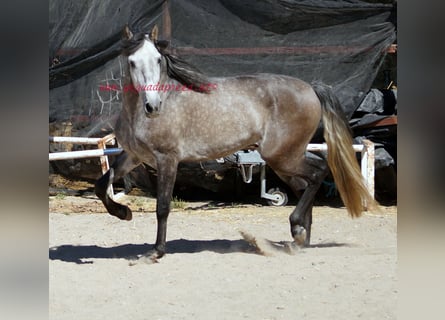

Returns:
176,105,264,160
179,126,262,161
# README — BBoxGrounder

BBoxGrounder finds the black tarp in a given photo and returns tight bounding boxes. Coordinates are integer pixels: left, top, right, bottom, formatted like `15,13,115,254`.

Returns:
50,0,395,134
49,0,396,199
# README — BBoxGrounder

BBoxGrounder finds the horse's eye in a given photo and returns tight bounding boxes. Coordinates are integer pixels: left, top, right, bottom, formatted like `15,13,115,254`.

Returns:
157,58,161,64
129,61,135,68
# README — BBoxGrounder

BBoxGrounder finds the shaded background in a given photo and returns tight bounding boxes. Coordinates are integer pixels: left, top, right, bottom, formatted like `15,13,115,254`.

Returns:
48,0,397,201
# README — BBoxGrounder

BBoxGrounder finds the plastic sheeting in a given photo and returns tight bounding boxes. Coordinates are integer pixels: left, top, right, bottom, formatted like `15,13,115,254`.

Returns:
49,0,396,198
49,0,395,137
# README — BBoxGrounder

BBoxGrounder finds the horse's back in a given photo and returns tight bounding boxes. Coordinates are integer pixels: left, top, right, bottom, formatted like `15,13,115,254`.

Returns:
214,73,320,117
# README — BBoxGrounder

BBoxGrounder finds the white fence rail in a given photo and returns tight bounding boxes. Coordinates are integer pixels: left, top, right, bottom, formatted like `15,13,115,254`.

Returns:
49,134,122,197
49,135,375,199
48,147,123,161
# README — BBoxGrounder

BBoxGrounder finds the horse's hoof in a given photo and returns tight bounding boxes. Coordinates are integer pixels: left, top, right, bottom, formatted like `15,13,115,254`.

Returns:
142,249,164,263
110,205,133,221
292,225,307,246
124,206,132,221
129,250,162,265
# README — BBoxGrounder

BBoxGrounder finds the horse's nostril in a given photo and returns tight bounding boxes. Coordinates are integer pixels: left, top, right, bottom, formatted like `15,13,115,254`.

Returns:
145,103,153,114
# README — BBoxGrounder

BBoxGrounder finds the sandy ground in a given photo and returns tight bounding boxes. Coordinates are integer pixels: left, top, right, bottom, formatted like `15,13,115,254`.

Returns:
49,193,397,320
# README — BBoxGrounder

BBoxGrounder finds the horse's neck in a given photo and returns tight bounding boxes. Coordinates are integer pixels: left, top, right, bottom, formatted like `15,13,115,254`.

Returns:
159,75,181,100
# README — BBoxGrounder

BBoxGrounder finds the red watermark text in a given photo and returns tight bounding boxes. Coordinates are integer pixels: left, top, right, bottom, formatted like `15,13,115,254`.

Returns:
99,83,218,93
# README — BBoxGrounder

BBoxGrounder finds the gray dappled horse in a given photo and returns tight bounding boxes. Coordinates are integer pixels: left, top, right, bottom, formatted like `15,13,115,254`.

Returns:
95,26,377,260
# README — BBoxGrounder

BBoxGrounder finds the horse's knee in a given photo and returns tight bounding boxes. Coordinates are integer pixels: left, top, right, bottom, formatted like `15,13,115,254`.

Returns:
94,169,133,221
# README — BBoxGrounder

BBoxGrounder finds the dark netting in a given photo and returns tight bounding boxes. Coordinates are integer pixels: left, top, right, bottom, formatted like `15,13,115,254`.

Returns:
49,0,396,198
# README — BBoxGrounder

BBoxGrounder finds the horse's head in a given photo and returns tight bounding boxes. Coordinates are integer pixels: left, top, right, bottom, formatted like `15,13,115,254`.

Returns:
122,25,169,117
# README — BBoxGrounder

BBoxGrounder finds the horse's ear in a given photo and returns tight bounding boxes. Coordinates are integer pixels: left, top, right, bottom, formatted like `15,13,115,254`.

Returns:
123,25,133,40
155,40,170,53
150,25,159,42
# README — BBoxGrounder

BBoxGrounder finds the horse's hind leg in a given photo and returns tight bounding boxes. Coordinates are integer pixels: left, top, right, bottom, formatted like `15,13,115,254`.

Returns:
95,152,140,220
276,152,328,246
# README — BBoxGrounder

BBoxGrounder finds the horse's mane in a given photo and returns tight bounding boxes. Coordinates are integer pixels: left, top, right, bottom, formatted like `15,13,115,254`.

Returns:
163,53,211,93
121,34,211,93
121,33,147,56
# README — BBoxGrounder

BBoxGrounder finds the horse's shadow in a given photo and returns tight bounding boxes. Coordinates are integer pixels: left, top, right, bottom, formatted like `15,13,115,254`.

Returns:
49,238,258,264
49,238,349,264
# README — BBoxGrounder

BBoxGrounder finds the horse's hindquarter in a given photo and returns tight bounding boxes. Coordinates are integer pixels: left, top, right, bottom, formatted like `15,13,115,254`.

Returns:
243,75,322,166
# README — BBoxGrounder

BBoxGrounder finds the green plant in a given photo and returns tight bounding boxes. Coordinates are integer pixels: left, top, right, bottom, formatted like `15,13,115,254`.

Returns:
55,193,66,200
171,196,186,210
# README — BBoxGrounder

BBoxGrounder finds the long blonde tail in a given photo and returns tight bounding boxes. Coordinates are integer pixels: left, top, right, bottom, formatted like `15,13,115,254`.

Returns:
312,83,378,217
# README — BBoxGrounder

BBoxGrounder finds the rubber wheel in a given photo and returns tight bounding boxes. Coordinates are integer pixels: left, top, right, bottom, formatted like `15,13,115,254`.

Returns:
266,188,288,206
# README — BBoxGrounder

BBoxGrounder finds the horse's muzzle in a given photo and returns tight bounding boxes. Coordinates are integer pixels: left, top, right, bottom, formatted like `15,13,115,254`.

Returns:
145,102,161,117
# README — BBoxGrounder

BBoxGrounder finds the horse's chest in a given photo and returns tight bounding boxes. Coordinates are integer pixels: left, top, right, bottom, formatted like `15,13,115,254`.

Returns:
115,117,176,157
115,117,148,151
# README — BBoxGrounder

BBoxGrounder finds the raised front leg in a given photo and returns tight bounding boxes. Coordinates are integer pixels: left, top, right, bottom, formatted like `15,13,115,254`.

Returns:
95,152,140,220
151,155,178,259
